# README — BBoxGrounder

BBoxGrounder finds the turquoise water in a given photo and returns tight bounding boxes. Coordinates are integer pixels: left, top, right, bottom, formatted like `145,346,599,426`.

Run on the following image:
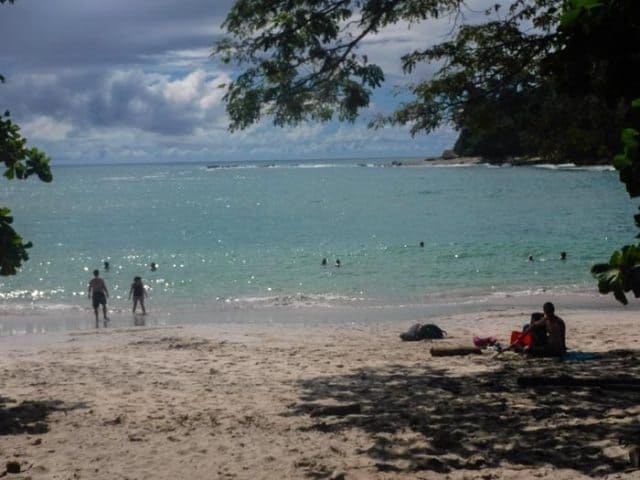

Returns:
0,160,637,325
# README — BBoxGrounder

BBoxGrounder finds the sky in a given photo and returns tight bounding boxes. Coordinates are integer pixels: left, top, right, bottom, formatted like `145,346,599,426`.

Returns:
0,1,489,165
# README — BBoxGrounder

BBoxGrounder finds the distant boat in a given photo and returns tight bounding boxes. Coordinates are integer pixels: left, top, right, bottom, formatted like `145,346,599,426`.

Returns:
207,164,220,169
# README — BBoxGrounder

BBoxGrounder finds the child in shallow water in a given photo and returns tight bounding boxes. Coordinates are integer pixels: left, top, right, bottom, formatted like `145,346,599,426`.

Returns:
128,276,147,314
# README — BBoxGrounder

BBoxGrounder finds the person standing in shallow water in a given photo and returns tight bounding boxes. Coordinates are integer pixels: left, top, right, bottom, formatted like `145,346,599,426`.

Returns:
129,276,147,315
88,269,109,328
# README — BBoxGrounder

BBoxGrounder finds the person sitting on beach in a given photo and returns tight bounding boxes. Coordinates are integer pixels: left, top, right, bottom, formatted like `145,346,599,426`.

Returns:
128,276,147,315
524,312,547,351
527,302,566,357
88,269,109,327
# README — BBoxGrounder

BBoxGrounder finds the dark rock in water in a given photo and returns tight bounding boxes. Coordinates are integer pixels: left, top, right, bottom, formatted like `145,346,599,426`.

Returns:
442,149,457,160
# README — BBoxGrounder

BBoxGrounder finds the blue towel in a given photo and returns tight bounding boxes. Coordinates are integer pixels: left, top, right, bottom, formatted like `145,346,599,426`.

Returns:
562,351,602,361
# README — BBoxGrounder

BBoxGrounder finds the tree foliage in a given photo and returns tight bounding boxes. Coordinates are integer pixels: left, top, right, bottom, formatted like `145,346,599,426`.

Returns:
213,0,462,130
214,0,635,165
380,1,558,152
1,0,53,276
0,110,52,275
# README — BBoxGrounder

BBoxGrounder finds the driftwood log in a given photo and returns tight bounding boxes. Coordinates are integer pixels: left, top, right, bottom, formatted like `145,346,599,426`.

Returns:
430,346,483,357
518,376,640,390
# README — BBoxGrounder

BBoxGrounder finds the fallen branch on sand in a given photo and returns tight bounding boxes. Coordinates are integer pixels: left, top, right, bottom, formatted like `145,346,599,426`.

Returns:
430,346,483,357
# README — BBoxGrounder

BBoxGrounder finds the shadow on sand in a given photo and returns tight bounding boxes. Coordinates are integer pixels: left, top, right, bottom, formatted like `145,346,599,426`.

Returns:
288,349,640,476
0,396,88,436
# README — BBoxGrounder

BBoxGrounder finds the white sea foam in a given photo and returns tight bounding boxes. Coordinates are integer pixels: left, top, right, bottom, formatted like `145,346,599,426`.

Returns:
296,163,349,169
215,292,365,308
425,163,476,168
533,163,614,171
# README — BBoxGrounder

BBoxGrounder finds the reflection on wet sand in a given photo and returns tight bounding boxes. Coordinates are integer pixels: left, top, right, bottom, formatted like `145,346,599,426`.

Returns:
133,313,146,327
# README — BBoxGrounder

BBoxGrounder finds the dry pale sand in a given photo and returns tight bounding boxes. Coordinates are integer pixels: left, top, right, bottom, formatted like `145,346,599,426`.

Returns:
2,300,640,479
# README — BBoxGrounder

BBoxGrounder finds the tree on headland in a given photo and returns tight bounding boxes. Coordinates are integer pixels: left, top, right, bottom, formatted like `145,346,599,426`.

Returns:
1,0,53,275
394,0,627,163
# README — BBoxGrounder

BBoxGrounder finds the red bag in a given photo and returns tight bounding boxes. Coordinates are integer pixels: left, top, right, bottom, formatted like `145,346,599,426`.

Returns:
510,330,532,347
473,335,497,347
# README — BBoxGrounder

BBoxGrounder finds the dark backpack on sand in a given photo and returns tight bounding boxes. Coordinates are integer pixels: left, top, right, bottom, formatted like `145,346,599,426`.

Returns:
418,324,446,339
400,323,447,341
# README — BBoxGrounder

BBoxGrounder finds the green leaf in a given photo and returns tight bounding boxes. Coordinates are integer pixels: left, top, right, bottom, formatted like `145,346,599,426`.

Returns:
621,128,639,148
613,153,631,170
613,288,629,305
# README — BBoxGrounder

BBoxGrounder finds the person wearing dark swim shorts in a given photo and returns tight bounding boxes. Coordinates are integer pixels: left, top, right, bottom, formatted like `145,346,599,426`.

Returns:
88,269,109,327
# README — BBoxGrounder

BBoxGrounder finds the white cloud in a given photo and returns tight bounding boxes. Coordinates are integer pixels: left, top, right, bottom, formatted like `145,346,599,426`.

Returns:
6,68,230,138
22,116,73,142
161,70,207,104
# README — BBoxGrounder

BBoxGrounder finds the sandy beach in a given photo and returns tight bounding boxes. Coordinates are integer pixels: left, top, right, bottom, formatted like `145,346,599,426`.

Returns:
2,296,640,479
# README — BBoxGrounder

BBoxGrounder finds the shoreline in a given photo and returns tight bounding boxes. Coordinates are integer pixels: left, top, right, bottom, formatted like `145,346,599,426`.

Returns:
2,296,640,478
1,286,632,337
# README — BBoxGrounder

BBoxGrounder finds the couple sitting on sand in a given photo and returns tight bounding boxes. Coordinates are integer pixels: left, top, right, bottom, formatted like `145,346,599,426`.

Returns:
515,302,566,357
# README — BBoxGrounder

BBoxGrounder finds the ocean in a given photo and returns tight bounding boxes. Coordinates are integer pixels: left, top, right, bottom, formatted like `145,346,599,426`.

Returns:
0,159,637,334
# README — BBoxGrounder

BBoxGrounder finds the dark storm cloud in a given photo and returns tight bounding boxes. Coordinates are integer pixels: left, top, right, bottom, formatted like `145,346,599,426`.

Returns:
3,68,229,136
0,0,234,70
0,1,232,137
